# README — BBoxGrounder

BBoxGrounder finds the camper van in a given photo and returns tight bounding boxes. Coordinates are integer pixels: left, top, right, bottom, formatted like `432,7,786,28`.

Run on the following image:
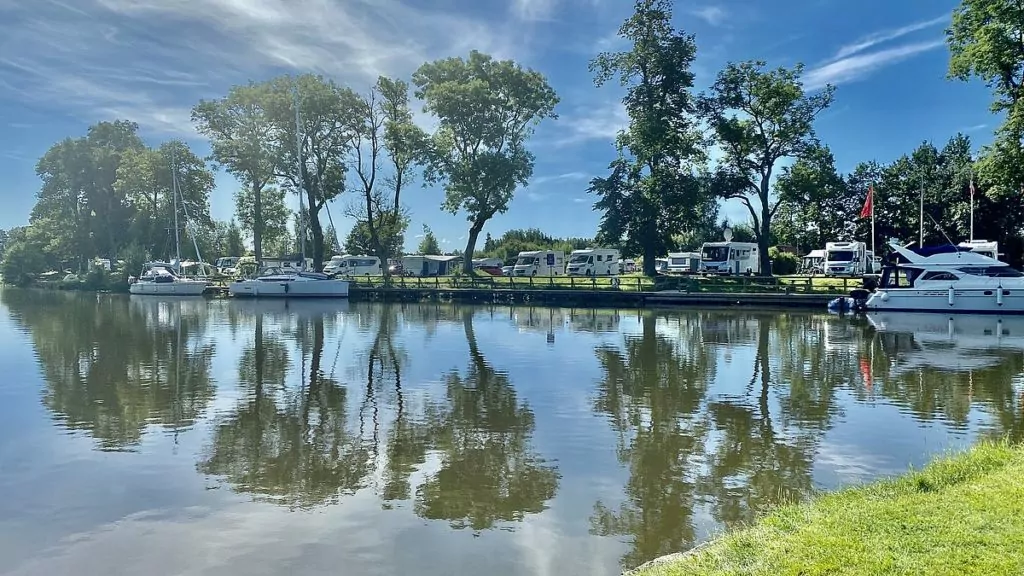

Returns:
666,252,701,274
700,242,760,275
958,239,1001,261
513,250,565,277
566,248,620,276
325,255,382,276
824,241,873,276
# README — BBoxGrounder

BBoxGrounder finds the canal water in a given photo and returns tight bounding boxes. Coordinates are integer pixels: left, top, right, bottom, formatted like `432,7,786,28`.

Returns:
1,289,1022,575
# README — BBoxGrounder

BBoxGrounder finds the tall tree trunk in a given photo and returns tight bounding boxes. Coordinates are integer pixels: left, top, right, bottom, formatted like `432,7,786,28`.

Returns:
642,220,658,277
252,182,263,266
758,175,773,276
462,221,485,274
307,189,325,271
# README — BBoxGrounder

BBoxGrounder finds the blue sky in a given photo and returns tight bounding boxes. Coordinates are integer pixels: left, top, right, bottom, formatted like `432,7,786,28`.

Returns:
0,0,996,253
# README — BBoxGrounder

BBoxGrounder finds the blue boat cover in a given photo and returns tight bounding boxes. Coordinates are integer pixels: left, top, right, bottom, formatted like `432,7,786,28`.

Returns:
910,245,967,257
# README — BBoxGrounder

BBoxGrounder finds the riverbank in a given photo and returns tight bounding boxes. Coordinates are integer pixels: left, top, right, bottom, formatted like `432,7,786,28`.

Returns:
629,441,1024,576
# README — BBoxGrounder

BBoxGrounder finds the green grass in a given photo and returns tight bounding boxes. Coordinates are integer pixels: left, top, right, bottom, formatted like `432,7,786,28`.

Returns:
633,441,1024,576
344,273,866,294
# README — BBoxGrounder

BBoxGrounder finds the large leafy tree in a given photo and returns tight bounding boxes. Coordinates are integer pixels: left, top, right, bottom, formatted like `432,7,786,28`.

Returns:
115,141,214,260
265,74,351,271
588,0,713,277
417,224,441,254
700,61,834,275
413,50,559,274
234,186,290,257
344,218,405,257
773,145,857,253
193,83,280,265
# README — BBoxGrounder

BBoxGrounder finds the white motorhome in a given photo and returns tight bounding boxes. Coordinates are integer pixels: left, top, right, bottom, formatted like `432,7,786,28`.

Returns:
958,239,1001,261
513,250,565,277
566,248,620,276
666,252,701,274
325,255,382,276
824,241,873,276
700,242,760,275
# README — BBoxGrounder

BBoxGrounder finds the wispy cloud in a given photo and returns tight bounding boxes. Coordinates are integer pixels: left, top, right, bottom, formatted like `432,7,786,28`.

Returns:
803,40,945,90
690,6,728,27
963,123,988,132
512,0,556,21
802,15,948,90
532,171,589,186
832,15,948,60
554,100,628,147
1,0,525,136
572,197,591,204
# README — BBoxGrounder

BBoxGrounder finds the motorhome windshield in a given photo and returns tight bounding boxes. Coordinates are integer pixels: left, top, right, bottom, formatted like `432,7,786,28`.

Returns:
702,246,728,261
516,256,539,266
569,255,590,264
827,250,855,262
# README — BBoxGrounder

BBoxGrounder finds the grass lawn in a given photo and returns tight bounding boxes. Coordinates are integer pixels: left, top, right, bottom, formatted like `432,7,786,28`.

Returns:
632,441,1024,576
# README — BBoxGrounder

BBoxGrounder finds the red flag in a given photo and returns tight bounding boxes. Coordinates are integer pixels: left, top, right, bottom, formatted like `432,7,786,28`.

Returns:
860,185,874,219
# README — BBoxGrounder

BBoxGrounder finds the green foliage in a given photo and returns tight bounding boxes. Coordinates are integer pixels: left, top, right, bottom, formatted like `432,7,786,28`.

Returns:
948,0,1024,123
768,247,799,275
413,50,559,273
1,229,46,286
700,60,835,275
235,186,289,256
417,224,441,254
589,0,714,277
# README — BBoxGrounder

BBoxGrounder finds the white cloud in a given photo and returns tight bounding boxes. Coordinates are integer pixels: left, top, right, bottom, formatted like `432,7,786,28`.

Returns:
532,171,589,186
571,197,590,204
832,15,948,61
554,100,628,147
1,0,525,136
802,40,945,90
801,15,948,91
690,6,727,27
440,238,450,244
512,0,556,21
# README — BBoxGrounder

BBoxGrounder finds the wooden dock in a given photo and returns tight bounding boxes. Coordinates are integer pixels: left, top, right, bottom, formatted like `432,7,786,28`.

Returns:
349,285,835,310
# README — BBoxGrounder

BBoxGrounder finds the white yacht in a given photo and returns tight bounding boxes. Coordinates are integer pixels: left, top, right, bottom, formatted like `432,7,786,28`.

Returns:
228,265,349,298
863,241,1024,313
129,262,208,296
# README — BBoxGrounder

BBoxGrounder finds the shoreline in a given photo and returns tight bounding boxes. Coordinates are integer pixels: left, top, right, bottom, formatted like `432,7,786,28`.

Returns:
625,441,1024,576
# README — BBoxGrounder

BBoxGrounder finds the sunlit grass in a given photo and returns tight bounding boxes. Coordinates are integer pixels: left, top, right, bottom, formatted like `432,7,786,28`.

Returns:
633,441,1024,576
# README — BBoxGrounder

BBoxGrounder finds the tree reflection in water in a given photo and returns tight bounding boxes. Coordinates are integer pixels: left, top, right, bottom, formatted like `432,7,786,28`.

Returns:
198,311,370,509
2,290,215,451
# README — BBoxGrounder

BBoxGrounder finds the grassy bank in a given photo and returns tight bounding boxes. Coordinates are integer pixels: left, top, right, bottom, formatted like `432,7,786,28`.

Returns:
634,441,1024,576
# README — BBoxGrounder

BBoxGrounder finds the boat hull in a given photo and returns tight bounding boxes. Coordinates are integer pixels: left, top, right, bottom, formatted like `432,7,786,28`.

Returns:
228,279,349,298
865,287,1024,314
129,280,208,296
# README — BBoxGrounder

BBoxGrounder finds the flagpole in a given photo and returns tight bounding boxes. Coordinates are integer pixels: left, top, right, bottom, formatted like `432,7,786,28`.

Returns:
871,184,876,258
969,170,975,242
919,174,924,246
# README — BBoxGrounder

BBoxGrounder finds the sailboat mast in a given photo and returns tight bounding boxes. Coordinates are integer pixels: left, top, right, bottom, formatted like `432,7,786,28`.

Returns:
171,148,182,264
919,174,924,246
293,81,306,265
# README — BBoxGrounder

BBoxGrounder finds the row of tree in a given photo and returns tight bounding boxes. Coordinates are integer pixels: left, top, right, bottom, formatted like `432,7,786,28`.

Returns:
589,0,1024,273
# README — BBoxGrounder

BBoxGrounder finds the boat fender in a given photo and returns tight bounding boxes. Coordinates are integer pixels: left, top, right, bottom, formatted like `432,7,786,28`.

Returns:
998,284,1004,306
283,283,289,294
948,286,955,306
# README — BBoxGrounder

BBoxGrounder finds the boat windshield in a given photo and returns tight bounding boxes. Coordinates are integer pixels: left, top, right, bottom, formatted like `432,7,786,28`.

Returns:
827,250,855,262
702,246,728,261
569,255,590,264
957,266,1024,277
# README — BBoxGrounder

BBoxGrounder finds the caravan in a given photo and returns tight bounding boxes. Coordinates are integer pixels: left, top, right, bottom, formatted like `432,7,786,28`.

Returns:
566,248,620,276
325,255,382,277
666,252,701,274
958,240,1000,261
824,241,874,276
700,242,760,275
513,250,565,277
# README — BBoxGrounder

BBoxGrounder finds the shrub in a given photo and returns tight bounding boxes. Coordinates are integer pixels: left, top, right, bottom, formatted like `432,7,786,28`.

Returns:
769,247,799,275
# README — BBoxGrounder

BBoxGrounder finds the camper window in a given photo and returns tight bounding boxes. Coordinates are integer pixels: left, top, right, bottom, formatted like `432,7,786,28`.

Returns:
702,246,728,261
827,250,855,262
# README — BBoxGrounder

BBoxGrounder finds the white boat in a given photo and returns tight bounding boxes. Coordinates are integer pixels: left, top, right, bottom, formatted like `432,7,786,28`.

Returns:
864,240,1024,314
228,266,349,298
129,262,208,296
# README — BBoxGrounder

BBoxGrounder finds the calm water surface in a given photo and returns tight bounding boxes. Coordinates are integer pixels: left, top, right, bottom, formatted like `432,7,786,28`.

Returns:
1,289,1023,575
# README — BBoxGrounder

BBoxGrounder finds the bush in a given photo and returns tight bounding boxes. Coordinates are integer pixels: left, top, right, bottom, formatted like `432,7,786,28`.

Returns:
768,247,799,275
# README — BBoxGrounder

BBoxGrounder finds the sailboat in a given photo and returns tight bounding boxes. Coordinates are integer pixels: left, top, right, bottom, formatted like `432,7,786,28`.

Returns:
229,83,349,299
129,151,209,296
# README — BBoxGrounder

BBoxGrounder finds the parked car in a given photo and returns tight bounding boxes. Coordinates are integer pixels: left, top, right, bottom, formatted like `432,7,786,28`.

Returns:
475,265,503,276
501,265,514,276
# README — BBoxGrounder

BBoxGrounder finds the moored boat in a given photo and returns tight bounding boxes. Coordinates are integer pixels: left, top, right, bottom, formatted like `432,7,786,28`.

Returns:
129,262,208,296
